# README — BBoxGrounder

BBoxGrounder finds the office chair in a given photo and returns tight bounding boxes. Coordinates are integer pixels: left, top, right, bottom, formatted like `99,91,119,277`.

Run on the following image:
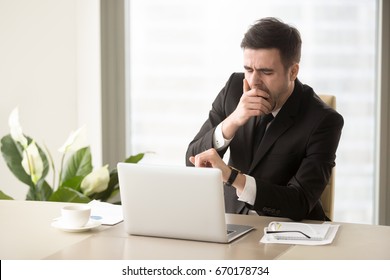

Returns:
319,94,336,220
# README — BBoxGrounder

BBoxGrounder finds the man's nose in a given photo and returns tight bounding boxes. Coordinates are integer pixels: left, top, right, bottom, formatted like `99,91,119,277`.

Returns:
249,72,263,89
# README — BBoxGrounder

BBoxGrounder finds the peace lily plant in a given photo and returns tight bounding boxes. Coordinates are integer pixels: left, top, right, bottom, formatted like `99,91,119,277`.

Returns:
0,108,144,203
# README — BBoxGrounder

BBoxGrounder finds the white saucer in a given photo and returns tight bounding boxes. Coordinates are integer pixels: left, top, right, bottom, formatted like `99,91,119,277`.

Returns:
51,219,102,232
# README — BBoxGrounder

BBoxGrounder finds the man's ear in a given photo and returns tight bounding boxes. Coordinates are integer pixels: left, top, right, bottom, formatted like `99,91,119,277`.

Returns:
290,63,299,81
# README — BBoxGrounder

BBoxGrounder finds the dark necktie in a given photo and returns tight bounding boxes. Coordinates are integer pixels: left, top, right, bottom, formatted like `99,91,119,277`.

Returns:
253,113,274,148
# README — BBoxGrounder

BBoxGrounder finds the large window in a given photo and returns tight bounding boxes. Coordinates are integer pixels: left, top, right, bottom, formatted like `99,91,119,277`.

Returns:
128,0,377,224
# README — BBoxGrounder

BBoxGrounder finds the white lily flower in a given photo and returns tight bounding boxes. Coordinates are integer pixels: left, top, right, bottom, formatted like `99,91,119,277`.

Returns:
80,165,110,196
58,125,88,154
8,107,28,147
21,141,44,184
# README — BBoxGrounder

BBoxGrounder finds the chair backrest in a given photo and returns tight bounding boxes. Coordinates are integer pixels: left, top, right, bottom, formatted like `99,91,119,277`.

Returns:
318,94,336,220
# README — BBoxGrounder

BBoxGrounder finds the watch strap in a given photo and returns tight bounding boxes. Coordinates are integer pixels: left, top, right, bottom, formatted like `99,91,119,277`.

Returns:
226,166,240,187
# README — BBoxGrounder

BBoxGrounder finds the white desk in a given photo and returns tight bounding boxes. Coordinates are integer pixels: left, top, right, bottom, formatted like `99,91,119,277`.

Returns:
1,200,389,260
0,200,110,259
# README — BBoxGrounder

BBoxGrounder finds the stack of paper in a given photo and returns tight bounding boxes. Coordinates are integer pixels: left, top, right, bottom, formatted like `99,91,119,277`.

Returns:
260,221,339,245
88,200,123,226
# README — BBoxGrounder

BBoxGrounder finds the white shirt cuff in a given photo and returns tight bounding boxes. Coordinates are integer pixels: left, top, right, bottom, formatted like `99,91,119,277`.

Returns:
213,122,233,150
237,175,256,206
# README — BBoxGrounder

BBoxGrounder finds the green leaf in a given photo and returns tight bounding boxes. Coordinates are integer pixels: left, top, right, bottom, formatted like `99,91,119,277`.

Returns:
60,147,93,185
25,179,53,201
0,135,50,194
0,190,14,200
124,152,145,164
37,142,50,182
106,188,121,205
1,134,33,187
61,176,84,191
49,186,90,203
38,180,53,200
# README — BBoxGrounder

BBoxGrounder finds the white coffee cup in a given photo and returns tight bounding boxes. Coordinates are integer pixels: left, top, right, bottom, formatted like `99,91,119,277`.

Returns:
61,205,91,228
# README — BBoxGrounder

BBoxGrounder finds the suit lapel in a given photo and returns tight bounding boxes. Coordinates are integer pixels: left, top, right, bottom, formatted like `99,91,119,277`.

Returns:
248,79,303,173
248,116,294,172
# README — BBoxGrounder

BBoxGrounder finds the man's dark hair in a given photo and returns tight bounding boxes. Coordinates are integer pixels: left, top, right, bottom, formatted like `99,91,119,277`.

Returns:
241,17,302,69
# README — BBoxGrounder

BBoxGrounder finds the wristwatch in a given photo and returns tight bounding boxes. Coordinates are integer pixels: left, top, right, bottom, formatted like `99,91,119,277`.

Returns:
225,166,240,187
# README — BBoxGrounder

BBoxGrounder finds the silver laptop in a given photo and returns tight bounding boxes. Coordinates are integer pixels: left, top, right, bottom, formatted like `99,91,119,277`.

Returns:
117,163,254,243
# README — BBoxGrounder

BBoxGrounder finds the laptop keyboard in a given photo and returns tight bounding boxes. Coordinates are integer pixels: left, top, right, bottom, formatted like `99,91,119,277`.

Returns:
227,230,235,235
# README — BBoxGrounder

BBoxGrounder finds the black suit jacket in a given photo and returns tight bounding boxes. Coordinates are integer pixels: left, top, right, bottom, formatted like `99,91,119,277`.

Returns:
186,73,344,221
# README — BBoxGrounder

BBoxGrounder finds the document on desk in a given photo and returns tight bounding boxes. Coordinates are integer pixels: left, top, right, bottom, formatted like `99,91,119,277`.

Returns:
260,221,340,245
88,200,123,225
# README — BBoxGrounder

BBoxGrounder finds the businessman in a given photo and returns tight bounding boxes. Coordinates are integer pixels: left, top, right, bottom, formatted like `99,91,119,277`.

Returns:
186,17,344,221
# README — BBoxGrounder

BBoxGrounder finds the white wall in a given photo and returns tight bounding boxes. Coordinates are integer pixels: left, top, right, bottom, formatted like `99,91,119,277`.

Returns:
0,0,101,200
76,0,102,171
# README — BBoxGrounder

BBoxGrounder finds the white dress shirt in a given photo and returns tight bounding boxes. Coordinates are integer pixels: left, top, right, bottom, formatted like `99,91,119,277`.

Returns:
213,110,279,207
